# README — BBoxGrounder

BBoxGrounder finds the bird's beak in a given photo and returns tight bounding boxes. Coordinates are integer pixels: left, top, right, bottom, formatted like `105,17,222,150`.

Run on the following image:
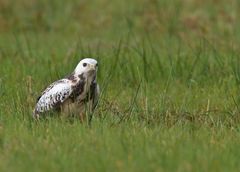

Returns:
89,64,96,71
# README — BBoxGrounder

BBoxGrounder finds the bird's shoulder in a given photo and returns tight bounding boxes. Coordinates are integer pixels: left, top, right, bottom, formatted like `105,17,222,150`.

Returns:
37,79,72,101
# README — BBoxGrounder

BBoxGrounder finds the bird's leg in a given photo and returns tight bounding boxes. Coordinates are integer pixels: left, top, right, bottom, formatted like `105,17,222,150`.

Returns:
61,99,77,118
77,101,86,122
87,100,94,124
79,112,86,122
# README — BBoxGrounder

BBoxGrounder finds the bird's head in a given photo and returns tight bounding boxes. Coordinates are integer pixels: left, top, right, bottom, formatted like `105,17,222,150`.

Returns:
75,58,98,77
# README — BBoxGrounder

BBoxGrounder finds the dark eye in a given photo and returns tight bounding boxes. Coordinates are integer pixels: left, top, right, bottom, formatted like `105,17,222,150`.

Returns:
83,63,87,67
96,63,98,67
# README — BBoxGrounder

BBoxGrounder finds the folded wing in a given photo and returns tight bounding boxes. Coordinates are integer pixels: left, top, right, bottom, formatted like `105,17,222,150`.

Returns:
34,79,72,115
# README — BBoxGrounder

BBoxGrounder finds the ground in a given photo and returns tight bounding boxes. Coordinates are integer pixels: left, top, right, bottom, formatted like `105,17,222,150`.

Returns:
0,0,239,171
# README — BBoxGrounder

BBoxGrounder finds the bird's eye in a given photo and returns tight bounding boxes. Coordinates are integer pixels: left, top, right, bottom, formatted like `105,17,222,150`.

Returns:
83,63,87,67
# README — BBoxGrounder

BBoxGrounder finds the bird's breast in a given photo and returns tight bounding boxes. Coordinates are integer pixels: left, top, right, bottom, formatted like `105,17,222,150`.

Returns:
71,76,93,102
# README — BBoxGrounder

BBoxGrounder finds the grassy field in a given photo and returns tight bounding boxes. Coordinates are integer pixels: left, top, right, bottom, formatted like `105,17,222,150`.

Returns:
0,0,240,171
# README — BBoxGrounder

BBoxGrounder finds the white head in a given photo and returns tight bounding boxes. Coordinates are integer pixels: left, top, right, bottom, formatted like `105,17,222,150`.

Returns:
74,58,98,76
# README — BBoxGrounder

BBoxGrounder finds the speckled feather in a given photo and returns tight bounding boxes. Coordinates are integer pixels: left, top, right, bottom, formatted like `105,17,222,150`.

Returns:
34,79,74,114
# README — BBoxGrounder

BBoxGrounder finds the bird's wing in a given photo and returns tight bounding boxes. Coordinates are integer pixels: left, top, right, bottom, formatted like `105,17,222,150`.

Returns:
34,79,73,114
92,83,100,109
86,81,100,110
85,82,100,123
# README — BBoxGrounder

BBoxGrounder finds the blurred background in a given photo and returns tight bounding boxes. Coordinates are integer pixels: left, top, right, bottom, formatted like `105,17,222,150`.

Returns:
0,0,237,46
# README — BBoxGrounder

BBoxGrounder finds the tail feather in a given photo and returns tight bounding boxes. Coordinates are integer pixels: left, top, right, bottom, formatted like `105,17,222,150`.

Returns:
32,109,40,120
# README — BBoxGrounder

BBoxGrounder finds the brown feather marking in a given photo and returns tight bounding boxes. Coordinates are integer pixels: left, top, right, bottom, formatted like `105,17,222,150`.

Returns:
36,79,66,103
69,73,85,101
66,72,77,83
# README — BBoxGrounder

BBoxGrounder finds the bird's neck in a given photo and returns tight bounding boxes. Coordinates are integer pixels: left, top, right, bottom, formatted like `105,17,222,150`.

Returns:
68,71,96,86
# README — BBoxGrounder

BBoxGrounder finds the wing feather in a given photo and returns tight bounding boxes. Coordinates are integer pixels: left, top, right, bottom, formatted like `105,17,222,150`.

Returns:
92,83,100,109
87,82,100,123
34,79,72,114
84,81,100,110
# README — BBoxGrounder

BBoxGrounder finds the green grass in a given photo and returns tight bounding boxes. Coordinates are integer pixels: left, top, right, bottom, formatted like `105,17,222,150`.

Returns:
0,0,240,171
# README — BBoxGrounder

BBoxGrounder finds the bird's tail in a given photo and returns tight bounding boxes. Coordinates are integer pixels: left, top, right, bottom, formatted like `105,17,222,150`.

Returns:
32,109,40,120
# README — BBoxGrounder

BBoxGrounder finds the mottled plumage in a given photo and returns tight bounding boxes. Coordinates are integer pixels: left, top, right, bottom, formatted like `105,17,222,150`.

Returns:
33,58,99,119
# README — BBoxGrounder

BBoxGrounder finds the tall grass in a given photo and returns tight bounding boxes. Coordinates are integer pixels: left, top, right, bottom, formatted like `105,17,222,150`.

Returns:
0,0,239,171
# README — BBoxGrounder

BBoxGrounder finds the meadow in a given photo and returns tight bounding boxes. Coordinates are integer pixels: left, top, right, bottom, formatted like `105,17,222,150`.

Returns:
0,0,239,171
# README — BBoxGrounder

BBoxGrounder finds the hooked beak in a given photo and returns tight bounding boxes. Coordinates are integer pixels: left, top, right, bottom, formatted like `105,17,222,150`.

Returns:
89,64,96,71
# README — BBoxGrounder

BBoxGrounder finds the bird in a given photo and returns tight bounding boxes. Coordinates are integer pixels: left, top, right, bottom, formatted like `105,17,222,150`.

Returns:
33,58,100,121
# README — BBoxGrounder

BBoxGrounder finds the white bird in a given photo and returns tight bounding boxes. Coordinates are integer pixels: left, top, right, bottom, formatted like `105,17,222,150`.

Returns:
33,58,100,120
